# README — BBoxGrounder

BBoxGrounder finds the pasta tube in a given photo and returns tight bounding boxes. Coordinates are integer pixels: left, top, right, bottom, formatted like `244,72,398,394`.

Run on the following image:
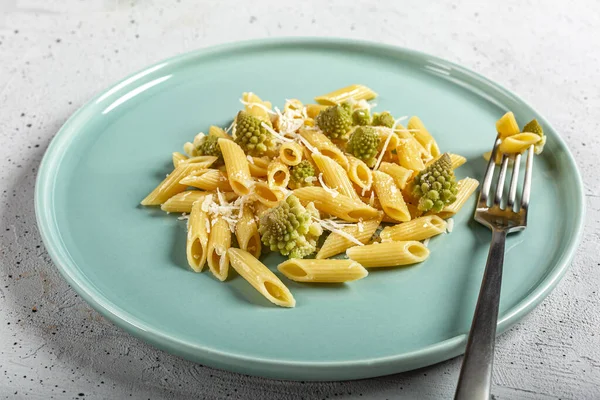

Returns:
378,162,413,190
206,218,232,281
312,153,360,200
347,241,429,267
316,217,381,259
235,205,261,259
293,187,380,222
248,156,269,177
299,129,349,170
267,160,290,189
186,201,209,272
279,142,304,166
161,190,208,213
314,84,377,105
180,169,232,192
380,215,447,242
253,181,285,207
498,133,540,154
172,152,188,167
218,138,253,196
407,116,441,158
396,138,426,171
141,163,207,206
372,171,411,222
277,259,368,283
346,155,373,193
228,248,295,308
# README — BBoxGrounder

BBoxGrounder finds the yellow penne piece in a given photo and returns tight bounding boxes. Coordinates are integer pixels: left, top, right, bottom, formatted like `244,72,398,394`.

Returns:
347,241,429,267
312,153,360,200
253,181,286,207
161,191,209,213
186,201,209,272
279,142,304,166
396,138,426,172
346,155,373,192
180,155,219,168
208,125,230,139
372,171,411,222
425,153,467,170
248,156,269,177
183,141,196,157
218,138,253,196
278,259,368,283
316,217,381,259
180,169,232,192
242,92,273,121
498,133,540,154
407,116,441,158
228,248,295,308
496,111,520,138
172,152,188,167
206,218,232,281
378,162,413,190
380,215,447,242
267,160,290,189
293,187,379,222
141,163,207,206
314,84,377,105
305,104,328,119
375,128,401,159
299,129,349,170
438,177,480,218
235,205,261,259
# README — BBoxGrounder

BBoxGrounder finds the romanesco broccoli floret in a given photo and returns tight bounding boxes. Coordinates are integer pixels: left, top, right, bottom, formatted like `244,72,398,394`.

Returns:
289,160,316,189
372,111,395,128
258,195,320,258
345,126,380,167
411,153,458,213
195,135,223,161
352,109,371,126
233,110,277,156
315,104,352,139
523,119,545,154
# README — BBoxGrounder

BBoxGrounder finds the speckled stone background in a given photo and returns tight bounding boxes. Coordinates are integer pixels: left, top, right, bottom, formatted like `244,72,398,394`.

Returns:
0,1,599,399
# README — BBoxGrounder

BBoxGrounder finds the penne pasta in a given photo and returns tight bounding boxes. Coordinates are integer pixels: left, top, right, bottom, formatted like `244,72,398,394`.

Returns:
141,163,207,206
346,155,373,192
242,92,273,121
407,116,441,158
314,84,377,105
496,111,520,138
396,138,426,172
218,138,253,196
305,104,328,118
293,187,380,222
172,152,188,167
253,181,286,207
186,201,209,272
375,128,400,159
228,248,295,308
248,156,270,177
267,160,290,189
378,162,413,190
347,241,430,267
316,217,381,259
183,141,196,157
235,205,261,259
208,125,230,139
312,153,360,200
206,217,232,281
299,129,349,170
279,142,304,166
498,133,540,154
180,169,232,192
161,190,209,213
438,177,479,218
380,215,447,242
277,259,368,283
180,155,219,168
372,171,411,222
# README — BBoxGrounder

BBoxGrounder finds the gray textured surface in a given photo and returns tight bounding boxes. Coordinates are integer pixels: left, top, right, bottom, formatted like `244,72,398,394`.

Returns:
1,1,599,399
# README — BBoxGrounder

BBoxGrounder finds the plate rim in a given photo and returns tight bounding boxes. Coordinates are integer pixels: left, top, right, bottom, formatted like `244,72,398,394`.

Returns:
34,37,586,381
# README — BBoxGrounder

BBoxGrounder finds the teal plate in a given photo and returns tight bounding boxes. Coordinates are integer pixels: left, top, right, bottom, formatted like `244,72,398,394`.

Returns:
35,38,585,381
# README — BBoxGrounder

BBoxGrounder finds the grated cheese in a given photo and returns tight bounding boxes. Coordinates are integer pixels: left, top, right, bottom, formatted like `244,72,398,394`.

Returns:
246,155,255,164
261,122,294,143
423,238,430,247
446,218,454,233
373,116,408,171
314,217,364,246
239,97,277,115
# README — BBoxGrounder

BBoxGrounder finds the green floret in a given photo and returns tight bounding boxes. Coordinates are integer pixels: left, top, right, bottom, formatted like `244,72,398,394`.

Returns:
195,135,223,161
289,160,316,189
315,104,352,139
233,111,278,156
411,153,458,213
372,111,395,128
352,109,371,126
346,126,380,167
523,119,546,154
258,195,320,258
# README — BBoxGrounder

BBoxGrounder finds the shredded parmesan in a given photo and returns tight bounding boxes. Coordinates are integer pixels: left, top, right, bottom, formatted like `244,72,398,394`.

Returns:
225,120,235,134
423,238,430,247
315,217,364,246
373,116,407,171
177,213,189,221
318,173,339,198
446,218,454,233
246,155,255,164
239,97,277,115
261,122,294,143
357,218,364,233
304,176,318,184
293,131,320,155
369,191,375,207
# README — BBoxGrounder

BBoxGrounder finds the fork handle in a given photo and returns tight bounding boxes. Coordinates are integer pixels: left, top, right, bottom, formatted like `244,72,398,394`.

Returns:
454,228,507,400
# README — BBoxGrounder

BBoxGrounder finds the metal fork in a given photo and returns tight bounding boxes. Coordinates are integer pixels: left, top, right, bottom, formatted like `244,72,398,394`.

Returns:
454,136,535,400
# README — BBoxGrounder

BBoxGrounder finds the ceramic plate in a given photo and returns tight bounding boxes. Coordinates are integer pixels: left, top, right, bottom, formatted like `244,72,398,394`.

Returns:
35,38,585,381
